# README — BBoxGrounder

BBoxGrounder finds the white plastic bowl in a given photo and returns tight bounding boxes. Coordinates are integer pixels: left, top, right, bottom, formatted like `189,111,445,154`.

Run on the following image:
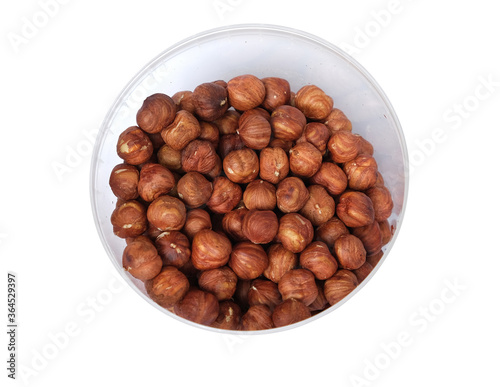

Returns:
90,24,409,334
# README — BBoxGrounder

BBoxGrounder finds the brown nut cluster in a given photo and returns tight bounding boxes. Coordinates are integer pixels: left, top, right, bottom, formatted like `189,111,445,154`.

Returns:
109,74,396,331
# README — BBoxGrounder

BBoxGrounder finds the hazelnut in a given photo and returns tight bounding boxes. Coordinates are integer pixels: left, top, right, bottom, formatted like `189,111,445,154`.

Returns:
223,148,259,184
177,172,213,208
261,77,291,111
212,79,227,88
192,82,228,121
145,266,190,308
109,163,139,200
358,135,374,156
157,144,182,171
327,130,360,163
243,179,276,211
206,176,243,214
324,269,358,306
218,133,245,159
276,177,309,213
353,261,374,283
322,108,352,133
198,121,220,148
278,268,318,306
297,122,330,154
213,110,240,135
116,126,154,165
263,244,298,283
334,234,366,270
365,185,394,222
378,219,394,246
299,185,335,226
336,191,375,227
277,213,314,253
374,171,385,187
289,142,323,178
299,242,338,280
308,283,329,312
211,300,241,330
222,207,249,241
111,200,148,238
146,195,186,231
315,217,350,248
155,231,191,268
343,154,378,191
122,236,162,280
198,266,238,300
366,250,384,267
270,105,307,141
191,229,232,270
174,288,219,326
234,279,252,310
268,138,294,152
227,74,266,111
237,109,272,149
136,93,176,134
272,298,311,328
294,85,333,120
161,110,201,151
183,209,212,240
172,90,195,113
137,163,176,202
147,132,165,150
259,147,290,184
310,162,348,196
240,305,274,331
229,241,269,280
181,140,218,174
206,154,222,181
248,279,282,309
352,221,383,255
242,210,279,244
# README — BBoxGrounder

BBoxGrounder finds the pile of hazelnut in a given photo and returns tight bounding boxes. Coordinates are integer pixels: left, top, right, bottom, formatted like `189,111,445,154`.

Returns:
109,74,394,331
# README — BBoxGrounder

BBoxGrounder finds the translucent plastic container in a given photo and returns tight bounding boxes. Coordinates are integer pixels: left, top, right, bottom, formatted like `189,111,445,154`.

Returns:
90,24,409,333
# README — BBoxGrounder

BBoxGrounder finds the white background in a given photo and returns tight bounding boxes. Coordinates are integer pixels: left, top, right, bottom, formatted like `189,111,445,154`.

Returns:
1,0,499,386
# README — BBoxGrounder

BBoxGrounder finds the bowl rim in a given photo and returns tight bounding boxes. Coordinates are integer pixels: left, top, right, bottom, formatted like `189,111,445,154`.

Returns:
89,23,409,335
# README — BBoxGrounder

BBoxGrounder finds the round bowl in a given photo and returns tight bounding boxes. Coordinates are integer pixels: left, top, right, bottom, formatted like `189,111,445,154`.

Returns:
90,24,409,334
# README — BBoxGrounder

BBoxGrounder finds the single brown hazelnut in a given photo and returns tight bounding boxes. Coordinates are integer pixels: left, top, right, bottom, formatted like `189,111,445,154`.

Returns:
310,162,348,196
237,109,272,149
343,154,378,191
181,140,218,174
229,241,269,280
299,185,335,226
145,266,190,308
206,176,243,213
146,195,186,231
198,121,220,148
248,279,282,309
268,138,294,152
295,85,333,120
177,172,213,208
297,122,330,154
352,221,383,255
227,74,266,111
157,144,182,171
234,279,252,310
161,110,201,151
190,228,232,271
109,163,139,200
261,77,291,111
211,300,241,330
172,90,195,113
136,93,177,134
324,269,358,305
263,244,298,283
358,135,374,156
270,105,307,141
111,200,148,238
213,110,240,135
212,79,227,88
353,261,374,283
336,191,375,227
334,234,366,270
174,288,219,326
137,163,176,202
222,207,249,241
183,209,212,240
327,130,361,163
205,154,222,181
308,283,329,312
278,268,318,306
272,298,312,327
198,266,238,300
288,142,323,178
365,186,394,222
116,126,154,165
192,82,229,121
378,219,394,246
276,177,309,213
277,213,314,253
315,217,350,248
243,180,277,210
240,304,274,331
155,231,191,268
299,242,338,280
147,132,165,150
242,210,279,244
366,250,384,267
259,147,290,184
223,148,259,184
218,133,245,159
322,108,352,133
122,236,162,280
